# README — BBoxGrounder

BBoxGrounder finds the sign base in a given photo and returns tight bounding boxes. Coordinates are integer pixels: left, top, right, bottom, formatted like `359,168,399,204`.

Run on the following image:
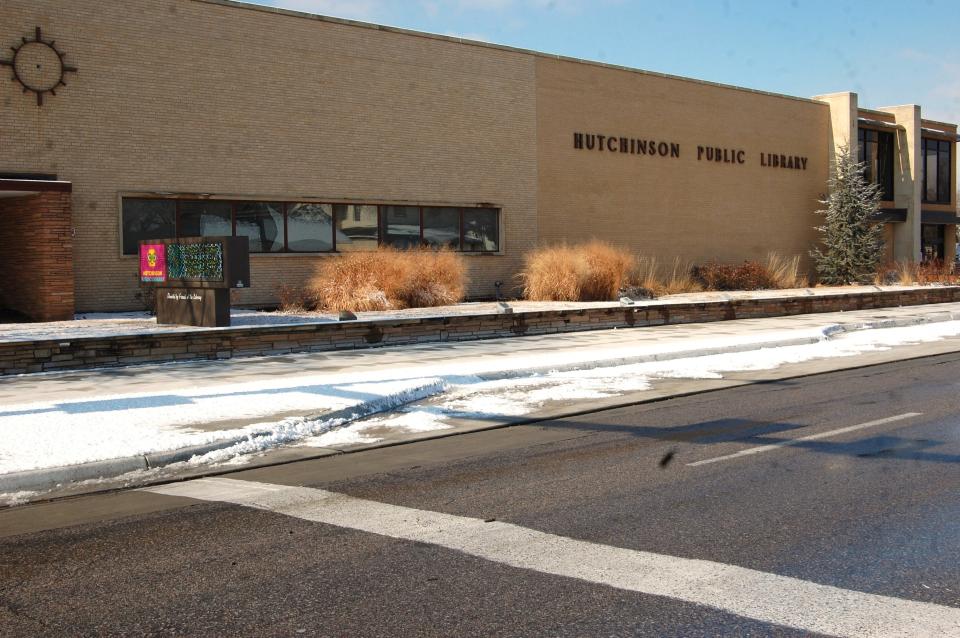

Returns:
156,288,230,327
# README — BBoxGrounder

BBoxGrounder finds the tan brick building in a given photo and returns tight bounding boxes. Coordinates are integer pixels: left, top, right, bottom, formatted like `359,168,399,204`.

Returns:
1,0,957,319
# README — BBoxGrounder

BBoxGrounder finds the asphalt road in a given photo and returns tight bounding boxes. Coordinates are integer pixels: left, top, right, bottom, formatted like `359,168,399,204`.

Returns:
3,352,960,636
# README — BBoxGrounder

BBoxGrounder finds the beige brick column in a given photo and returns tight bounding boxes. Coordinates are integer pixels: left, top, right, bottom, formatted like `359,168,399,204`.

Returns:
812,92,857,165
879,105,922,262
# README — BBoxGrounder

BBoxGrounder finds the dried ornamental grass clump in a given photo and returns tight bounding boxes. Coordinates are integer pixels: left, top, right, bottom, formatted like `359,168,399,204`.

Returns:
521,241,634,301
395,248,467,308
305,247,466,312
763,252,807,289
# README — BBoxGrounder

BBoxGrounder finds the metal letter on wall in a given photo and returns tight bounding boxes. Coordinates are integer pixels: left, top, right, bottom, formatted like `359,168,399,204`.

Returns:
0,27,78,106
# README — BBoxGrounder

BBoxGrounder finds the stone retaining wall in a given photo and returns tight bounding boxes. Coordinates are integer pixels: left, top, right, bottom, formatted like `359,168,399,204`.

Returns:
3,287,960,375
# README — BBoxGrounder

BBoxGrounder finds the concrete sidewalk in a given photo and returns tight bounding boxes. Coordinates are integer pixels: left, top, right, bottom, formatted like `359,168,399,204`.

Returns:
4,302,960,498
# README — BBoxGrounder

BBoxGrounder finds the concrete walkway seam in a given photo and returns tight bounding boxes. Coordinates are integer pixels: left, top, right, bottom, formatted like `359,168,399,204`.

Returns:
5,309,960,496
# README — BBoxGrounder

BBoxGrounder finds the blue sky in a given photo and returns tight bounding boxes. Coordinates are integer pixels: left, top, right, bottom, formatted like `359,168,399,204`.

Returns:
250,0,960,124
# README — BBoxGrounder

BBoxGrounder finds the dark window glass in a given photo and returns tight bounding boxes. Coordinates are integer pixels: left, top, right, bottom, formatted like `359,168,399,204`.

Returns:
287,203,333,252
235,202,284,252
335,204,378,251
921,223,945,262
925,138,938,202
462,208,499,252
858,128,893,200
423,207,460,249
939,144,951,204
923,138,953,204
179,200,232,238
876,131,894,200
122,199,175,255
381,205,421,249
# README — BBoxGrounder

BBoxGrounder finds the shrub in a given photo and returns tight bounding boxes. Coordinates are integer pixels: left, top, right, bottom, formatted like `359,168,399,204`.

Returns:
874,260,960,286
521,241,633,301
916,259,960,285
395,248,467,308
693,260,775,291
276,283,316,313
306,247,466,312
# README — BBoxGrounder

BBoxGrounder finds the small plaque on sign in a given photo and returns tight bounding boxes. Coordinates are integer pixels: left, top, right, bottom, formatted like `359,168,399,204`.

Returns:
140,244,167,282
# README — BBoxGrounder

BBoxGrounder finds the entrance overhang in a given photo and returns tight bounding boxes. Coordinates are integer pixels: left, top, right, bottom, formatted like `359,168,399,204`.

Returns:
0,178,72,198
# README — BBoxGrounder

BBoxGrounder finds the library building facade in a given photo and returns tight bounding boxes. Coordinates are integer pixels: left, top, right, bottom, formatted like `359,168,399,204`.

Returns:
1,0,957,320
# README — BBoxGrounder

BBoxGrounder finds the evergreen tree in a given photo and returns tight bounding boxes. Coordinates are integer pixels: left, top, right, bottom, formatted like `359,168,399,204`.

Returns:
810,144,884,284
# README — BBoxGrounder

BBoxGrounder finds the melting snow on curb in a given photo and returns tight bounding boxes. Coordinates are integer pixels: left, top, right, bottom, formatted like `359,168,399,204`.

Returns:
3,319,960,501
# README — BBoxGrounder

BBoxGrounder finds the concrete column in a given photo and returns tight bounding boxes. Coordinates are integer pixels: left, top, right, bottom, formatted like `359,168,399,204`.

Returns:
812,92,857,165
879,105,922,262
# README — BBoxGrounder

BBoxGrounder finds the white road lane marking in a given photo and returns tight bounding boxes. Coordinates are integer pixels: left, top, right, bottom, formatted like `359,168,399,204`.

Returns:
687,412,923,467
145,476,959,637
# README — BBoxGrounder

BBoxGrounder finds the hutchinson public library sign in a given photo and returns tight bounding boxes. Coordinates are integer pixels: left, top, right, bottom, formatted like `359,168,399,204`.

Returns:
571,131,810,170
0,0,957,320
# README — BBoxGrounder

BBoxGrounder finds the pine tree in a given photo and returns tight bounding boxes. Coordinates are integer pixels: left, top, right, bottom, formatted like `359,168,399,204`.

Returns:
810,145,885,284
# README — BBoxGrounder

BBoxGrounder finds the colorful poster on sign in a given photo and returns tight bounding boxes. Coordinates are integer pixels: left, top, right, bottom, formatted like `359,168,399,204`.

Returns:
140,243,167,282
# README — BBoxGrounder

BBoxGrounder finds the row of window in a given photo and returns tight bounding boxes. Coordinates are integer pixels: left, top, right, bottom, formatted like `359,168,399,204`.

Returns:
857,131,953,205
923,138,952,205
121,198,500,255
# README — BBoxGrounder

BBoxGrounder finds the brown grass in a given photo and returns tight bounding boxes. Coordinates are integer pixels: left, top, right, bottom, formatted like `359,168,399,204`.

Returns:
630,256,701,296
873,260,960,286
302,247,466,312
916,260,960,284
764,252,807,289
521,241,634,301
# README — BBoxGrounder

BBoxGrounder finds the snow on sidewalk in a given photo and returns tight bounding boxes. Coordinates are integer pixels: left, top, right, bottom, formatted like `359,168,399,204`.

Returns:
298,320,960,449
2,318,960,486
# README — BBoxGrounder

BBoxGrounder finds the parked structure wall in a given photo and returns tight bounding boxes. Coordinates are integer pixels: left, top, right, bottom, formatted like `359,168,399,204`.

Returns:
1,0,538,311
0,0,956,314
537,59,830,266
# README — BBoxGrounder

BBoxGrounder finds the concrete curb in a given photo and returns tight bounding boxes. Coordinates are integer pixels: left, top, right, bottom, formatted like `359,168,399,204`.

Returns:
4,309,960,495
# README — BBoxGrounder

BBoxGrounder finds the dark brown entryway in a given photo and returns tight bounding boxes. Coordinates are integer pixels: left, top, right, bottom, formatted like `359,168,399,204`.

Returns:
0,178,74,322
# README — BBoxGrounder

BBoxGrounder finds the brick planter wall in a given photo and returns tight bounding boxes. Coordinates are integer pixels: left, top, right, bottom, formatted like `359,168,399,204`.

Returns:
2,287,960,376
0,191,74,321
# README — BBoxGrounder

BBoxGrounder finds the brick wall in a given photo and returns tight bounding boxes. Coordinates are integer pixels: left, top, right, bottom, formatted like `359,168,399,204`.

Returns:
0,0,538,311
2,287,957,375
0,192,74,321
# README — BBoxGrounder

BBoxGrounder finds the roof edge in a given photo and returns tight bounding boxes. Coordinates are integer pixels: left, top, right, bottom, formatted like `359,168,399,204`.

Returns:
192,0,827,107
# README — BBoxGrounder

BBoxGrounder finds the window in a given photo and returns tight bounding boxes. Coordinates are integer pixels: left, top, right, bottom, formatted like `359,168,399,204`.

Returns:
122,199,175,255
857,128,894,201
179,200,232,237
287,203,333,252
335,204,378,252
923,138,953,204
235,202,284,253
381,205,421,249
463,208,499,252
121,197,501,254
921,224,945,262
423,207,461,249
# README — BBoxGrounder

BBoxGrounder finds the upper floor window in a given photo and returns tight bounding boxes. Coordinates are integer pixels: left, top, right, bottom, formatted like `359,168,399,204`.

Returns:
120,198,500,255
922,138,953,204
857,128,894,201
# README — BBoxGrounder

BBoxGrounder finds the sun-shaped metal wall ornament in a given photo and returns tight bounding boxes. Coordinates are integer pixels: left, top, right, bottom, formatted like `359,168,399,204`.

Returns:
0,27,77,106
